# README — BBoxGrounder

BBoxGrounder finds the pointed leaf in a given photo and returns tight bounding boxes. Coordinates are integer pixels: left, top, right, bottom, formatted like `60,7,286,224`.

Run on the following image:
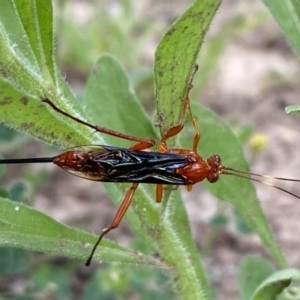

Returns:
252,269,300,300
285,105,300,116
85,55,158,146
14,0,57,84
0,79,90,147
262,0,300,57
0,197,163,266
155,0,221,137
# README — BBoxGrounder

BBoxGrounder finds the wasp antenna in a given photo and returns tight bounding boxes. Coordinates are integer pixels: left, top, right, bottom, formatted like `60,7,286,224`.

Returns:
224,167,300,182
223,171,300,200
0,157,54,164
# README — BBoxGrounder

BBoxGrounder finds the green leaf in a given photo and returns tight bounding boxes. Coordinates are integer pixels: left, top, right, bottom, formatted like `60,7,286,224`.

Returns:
154,0,221,138
0,80,90,147
0,197,163,267
179,103,288,267
14,0,57,85
239,256,275,300
0,1,92,147
262,0,300,57
0,1,45,94
252,269,300,300
0,0,39,77
153,2,225,295
85,55,158,146
285,105,300,116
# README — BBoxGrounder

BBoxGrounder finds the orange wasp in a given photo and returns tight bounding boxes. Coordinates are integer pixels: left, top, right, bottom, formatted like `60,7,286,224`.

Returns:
1,66,299,265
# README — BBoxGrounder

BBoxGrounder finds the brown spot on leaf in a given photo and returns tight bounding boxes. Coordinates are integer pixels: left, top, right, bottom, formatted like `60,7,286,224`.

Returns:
0,96,12,105
155,112,165,128
20,122,35,131
65,133,73,142
21,97,29,105
167,28,175,36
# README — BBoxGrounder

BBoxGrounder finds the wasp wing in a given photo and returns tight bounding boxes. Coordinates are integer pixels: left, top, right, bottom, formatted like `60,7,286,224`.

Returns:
54,145,191,185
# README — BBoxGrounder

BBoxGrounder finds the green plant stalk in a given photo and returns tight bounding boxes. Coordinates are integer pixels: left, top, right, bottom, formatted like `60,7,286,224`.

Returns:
101,163,210,299
111,183,211,299
155,221,210,299
111,176,210,299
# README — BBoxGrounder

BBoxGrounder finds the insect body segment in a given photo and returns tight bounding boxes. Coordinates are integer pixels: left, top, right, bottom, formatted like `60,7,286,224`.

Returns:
53,145,222,186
